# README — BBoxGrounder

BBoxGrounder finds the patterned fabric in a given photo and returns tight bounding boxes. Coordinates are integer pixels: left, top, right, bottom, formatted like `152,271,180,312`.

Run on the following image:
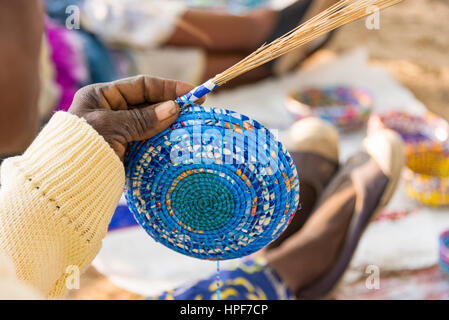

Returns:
45,18,90,111
153,258,293,300
43,0,121,113
45,0,119,84
125,102,300,260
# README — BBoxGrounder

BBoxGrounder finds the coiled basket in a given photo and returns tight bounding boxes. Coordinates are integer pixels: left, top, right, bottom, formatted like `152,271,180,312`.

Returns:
125,102,300,260
404,143,449,207
285,86,373,132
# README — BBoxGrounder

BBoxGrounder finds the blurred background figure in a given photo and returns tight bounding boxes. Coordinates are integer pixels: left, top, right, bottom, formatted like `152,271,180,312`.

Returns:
6,0,339,158
40,0,337,116
0,1,44,158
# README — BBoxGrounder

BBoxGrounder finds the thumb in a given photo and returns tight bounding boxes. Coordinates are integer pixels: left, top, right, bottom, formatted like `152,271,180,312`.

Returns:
153,100,180,122
122,100,180,142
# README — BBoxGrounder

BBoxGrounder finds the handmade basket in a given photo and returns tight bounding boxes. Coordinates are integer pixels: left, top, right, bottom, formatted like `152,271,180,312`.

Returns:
188,0,268,11
285,86,373,132
125,102,300,260
368,111,449,150
404,143,449,207
439,230,449,276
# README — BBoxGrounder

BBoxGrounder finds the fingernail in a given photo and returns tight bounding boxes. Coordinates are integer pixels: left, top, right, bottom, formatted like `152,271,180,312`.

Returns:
155,101,179,121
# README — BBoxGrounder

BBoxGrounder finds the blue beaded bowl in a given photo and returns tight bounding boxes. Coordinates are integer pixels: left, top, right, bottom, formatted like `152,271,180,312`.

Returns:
125,102,300,260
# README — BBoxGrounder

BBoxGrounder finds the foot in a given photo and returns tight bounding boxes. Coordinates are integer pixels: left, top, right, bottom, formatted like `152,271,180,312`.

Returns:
265,129,404,298
267,118,339,249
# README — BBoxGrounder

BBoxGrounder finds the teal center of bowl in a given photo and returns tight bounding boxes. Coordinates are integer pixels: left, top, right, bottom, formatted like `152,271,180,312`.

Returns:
170,173,236,231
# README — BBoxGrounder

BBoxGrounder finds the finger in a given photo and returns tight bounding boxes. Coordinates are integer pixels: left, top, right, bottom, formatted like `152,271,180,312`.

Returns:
117,100,180,142
153,101,181,122
100,75,206,110
135,112,180,141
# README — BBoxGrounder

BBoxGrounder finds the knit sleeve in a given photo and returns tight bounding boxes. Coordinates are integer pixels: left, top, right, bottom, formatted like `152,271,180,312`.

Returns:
0,251,42,299
0,111,125,298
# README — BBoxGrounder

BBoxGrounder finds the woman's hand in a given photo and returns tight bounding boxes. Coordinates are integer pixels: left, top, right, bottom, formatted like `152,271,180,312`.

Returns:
69,75,204,161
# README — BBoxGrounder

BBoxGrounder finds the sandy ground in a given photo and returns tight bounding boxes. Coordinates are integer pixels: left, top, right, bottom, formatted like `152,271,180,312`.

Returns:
328,0,449,122
67,0,449,300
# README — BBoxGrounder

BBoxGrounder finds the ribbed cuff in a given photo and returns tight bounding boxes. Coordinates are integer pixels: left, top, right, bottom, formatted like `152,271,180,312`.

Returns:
8,111,125,243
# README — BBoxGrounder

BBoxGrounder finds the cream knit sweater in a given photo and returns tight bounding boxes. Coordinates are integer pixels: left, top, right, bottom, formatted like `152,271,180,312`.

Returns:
0,112,125,299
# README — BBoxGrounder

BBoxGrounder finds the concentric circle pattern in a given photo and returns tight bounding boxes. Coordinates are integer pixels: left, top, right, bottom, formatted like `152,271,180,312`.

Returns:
125,102,300,260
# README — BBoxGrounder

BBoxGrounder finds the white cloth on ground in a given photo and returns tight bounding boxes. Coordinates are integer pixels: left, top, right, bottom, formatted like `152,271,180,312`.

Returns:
81,0,187,48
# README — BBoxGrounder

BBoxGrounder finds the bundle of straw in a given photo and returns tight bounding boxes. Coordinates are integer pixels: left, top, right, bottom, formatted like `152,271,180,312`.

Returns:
177,0,402,105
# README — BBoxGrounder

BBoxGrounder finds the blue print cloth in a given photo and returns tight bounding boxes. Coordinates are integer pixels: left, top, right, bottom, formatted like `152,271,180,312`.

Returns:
152,258,293,300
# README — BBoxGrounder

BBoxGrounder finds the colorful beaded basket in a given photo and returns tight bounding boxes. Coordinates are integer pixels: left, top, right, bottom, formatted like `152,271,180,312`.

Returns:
125,102,300,260
368,111,449,150
439,230,449,276
404,143,449,207
285,86,373,132
187,0,268,11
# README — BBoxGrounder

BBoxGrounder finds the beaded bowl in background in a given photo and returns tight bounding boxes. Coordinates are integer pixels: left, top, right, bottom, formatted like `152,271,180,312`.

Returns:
187,0,268,12
285,86,373,132
125,102,300,260
404,143,449,207
368,111,449,150
439,230,449,276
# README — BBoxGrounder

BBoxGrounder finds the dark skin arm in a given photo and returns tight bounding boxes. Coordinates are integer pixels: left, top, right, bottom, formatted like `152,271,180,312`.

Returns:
0,0,44,156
